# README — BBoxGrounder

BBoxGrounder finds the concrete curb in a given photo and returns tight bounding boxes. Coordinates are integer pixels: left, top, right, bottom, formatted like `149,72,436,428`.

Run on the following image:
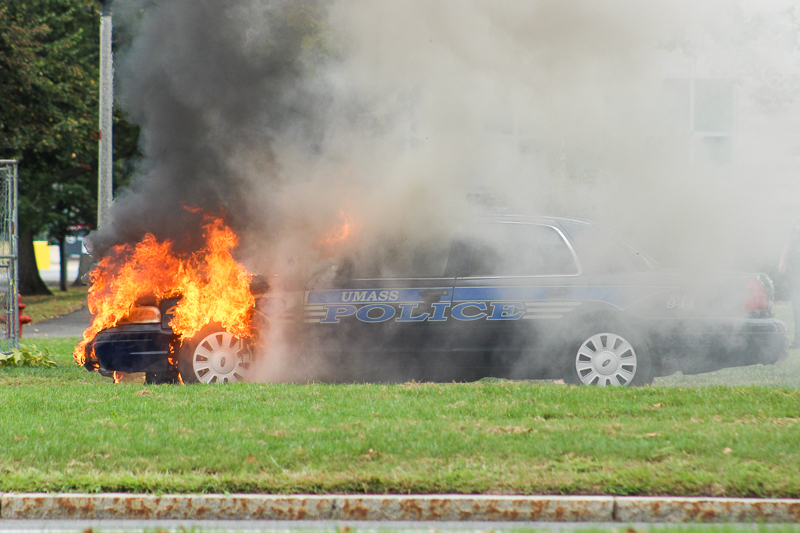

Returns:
2,494,800,522
615,497,800,523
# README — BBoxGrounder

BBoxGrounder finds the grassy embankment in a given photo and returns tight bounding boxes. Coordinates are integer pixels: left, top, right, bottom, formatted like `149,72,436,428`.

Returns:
2,298,800,496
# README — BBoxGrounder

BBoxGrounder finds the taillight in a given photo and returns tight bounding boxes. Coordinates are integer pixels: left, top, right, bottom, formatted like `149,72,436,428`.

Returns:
744,279,768,313
117,305,162,325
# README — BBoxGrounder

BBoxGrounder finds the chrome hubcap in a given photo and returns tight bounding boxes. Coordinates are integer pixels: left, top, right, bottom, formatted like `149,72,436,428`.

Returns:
191,331,251,384
575,333,637,386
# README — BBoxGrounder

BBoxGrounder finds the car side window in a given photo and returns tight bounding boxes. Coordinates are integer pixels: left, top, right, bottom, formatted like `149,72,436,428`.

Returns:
352,242,451,279
469,224,578,276
561,222,652,273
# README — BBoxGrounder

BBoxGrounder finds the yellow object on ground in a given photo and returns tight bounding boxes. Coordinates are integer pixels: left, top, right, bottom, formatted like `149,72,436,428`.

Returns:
33,241,50,270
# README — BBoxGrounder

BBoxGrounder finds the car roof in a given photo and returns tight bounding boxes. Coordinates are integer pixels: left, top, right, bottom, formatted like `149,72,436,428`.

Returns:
473,214,594,227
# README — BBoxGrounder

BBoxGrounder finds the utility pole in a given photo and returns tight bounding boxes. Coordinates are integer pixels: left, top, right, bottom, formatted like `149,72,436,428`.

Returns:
97,0,114,230
77,0,114,283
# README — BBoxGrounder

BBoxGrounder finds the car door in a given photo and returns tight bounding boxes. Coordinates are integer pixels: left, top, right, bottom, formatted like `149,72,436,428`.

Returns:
450,221,589,379
303,240,458,382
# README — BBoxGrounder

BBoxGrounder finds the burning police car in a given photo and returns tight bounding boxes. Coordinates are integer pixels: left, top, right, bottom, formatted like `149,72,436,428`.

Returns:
84,216,789,386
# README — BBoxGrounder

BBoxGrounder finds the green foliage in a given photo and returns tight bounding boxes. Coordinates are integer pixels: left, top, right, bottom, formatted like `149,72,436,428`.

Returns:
0,0,141,293
0,0,101,234
0,345,57,368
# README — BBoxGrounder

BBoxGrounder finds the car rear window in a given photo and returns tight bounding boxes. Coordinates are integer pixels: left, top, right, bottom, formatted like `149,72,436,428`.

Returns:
469,223,579,276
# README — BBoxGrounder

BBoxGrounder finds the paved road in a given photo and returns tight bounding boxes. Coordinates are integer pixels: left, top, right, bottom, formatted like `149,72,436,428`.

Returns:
24,308,91,339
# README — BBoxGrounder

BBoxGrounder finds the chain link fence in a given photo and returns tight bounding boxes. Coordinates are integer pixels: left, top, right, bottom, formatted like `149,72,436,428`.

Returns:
0,160,19,353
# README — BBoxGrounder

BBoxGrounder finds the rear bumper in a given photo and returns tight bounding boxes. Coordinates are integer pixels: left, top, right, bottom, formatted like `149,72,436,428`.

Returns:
652,317,789,375
91,324,174,373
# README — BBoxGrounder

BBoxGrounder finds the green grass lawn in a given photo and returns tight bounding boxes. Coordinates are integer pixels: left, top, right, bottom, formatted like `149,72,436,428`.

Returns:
22,285,88,323
3,325,800,496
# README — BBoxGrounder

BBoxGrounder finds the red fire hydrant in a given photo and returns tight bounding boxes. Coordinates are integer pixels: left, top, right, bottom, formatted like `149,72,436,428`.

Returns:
18,294,32,337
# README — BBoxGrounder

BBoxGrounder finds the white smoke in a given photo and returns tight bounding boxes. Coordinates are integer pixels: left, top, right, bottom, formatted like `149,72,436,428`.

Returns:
106,0,800,380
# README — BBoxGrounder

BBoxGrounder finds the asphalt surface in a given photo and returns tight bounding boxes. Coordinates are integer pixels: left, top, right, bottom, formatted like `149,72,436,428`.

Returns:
24,308,91,339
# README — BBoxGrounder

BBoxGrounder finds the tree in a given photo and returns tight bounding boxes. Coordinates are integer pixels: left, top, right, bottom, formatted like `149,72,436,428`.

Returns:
0,0,138,295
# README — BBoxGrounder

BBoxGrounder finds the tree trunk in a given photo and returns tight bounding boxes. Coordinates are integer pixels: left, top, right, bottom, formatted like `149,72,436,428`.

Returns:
19,226,51,296
58,236,67,292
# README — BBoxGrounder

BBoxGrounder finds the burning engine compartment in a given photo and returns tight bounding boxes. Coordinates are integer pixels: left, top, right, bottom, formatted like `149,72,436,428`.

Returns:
77,216,258,383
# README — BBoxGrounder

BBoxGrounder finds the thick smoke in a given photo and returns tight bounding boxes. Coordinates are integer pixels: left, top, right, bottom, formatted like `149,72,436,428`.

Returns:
99,0,800,381
95,0,330,256
101,0,800,269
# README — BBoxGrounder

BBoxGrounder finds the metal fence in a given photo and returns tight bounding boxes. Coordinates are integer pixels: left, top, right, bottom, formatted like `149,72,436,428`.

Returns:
0,160,19,353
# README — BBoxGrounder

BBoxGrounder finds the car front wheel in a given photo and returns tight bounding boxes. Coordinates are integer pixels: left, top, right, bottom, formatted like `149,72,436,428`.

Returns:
568,331,651,386
178,327,253,384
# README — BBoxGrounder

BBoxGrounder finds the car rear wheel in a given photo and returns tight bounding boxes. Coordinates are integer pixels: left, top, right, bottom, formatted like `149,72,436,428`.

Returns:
178,327,253,384
567,331,652,386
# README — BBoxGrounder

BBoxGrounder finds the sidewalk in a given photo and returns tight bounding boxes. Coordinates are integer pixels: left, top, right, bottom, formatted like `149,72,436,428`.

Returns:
24,307,91,339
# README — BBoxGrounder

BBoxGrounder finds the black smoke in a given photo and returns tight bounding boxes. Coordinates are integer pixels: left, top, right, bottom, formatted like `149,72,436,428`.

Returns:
91,0,331,256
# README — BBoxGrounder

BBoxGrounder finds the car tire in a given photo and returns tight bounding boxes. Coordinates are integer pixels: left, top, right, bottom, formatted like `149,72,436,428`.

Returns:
178,326,253,384
565,329,652,386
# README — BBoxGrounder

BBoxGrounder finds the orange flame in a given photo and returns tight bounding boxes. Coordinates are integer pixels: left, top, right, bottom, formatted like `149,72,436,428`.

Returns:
318,211,354,255
74,217,254,366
